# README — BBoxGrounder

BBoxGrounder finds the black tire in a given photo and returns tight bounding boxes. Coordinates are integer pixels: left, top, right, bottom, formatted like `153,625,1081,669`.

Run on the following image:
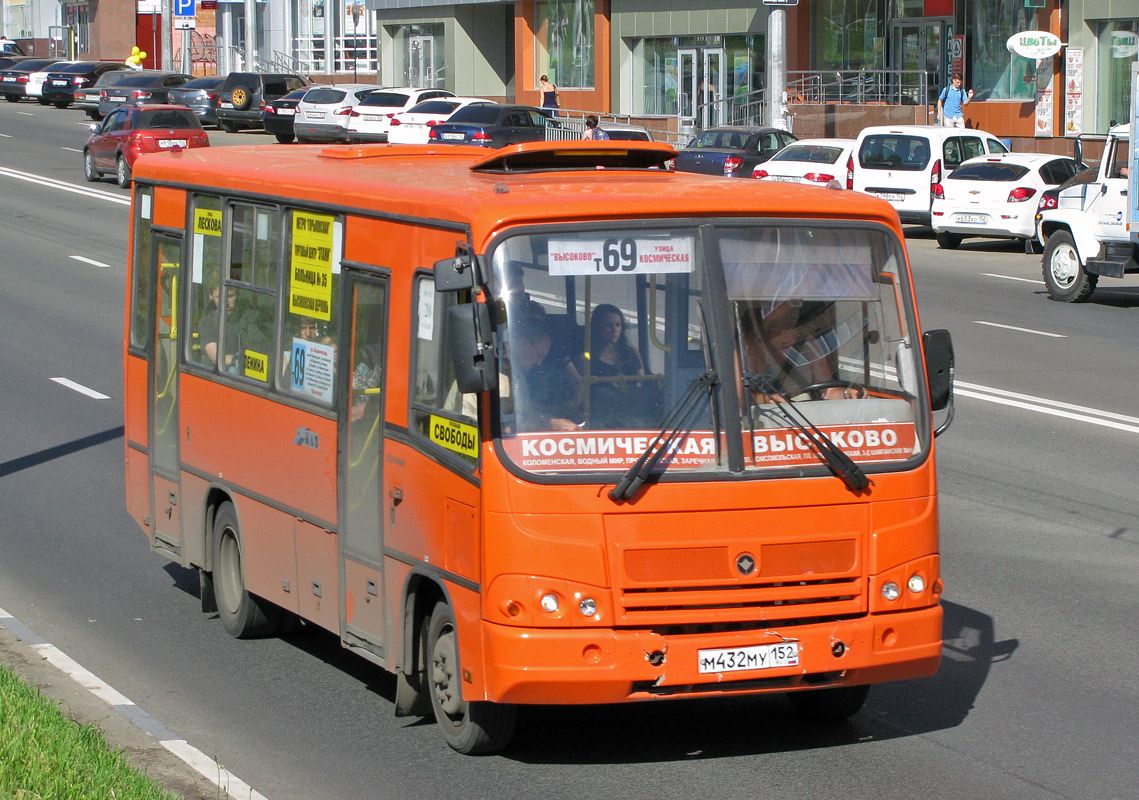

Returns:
1042,230,1097,302
87,110,102,121
115,155,131,188
83,150,99,182
53,99,69,109
211,501,281,638
229,84,254,111
4,95,20,103
788,684,870,722
427,601,516,754
37,97,50,106
935,231,963,250
218,119,238,133
274,132,295,144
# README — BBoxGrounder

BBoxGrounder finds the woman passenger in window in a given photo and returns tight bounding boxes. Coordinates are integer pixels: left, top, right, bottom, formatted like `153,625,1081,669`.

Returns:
581,304,645,429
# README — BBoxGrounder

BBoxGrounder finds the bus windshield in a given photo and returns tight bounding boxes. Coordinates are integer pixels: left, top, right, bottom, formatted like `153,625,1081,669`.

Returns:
490,223,924,479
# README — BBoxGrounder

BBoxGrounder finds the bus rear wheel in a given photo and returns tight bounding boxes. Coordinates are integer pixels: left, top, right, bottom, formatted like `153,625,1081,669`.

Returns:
426,601,516,754
787,684,870,722
212,501,280,638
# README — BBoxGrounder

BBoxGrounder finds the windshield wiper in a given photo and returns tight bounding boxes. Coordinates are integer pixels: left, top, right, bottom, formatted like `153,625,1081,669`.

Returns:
743,372,870,493
609,370,718,502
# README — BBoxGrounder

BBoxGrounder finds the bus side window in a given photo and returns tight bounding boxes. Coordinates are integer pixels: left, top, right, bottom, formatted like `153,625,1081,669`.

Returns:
411,274,477,464
129,185,154,351
222,204,280,383
187,195,224,367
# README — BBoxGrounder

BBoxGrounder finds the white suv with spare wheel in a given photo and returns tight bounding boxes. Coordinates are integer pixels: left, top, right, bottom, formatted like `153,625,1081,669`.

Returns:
849,124,1009,226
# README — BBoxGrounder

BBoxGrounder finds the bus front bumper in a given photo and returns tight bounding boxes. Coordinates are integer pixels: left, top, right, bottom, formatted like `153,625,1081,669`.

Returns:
480,605,942,705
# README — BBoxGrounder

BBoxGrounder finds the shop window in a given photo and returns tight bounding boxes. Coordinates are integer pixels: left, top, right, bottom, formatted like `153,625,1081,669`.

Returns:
536,0,595,90
970,0,1036,100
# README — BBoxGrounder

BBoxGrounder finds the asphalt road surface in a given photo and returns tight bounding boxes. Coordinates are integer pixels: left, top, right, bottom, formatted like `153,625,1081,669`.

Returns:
2,101,1138,800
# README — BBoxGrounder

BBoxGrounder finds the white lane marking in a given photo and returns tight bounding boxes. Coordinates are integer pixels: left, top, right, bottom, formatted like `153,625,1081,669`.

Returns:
32,643,134,706
983,272,1042,284
162,740,270,800
974,320,1066,338
0,605,270,800
0,165,130,205
61,146,84,153
51,377,110,399
70,254,110,268
0,132,11,137
17,111,34,116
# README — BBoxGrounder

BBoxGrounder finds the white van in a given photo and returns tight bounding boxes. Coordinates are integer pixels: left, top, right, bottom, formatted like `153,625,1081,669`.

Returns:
848,125,1009,225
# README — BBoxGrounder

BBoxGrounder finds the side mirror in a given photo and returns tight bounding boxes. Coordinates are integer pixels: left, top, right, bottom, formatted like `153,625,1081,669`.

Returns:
448,302,497,394
923,328,954,436
434,243,478,292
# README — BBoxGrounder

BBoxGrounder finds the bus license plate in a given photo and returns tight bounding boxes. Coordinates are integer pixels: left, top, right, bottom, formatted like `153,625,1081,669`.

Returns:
955,213,987,224
873,191,904,202
698,641,799,674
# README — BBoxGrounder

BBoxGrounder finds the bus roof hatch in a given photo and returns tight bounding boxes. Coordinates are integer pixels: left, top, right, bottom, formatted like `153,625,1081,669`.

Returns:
469,140,678,173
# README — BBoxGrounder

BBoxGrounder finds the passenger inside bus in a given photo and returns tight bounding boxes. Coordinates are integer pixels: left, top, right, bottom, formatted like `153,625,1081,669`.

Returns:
579,304,647,429
197,283,236,367
510,316,584,432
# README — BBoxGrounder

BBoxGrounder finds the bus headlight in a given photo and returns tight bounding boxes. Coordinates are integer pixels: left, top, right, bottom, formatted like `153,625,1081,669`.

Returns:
881,582,901,601
540,593,560,614
487,575,611,627
907,574,926,594
579,597,597,617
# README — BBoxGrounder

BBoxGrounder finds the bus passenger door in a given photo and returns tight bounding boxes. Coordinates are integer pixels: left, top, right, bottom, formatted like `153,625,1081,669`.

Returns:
339,272,389,656
150,234,183,557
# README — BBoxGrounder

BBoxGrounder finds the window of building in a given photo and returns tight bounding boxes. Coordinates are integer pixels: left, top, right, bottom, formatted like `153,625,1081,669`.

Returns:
293,0,376,75
411,274,477,467
536,0,595,90
970,0,1035,100
816,0,883,72
1097,20,1138,131
632,35,765,118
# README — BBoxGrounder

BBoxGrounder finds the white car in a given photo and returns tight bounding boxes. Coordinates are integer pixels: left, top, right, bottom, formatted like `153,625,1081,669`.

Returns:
293,83,380,144
28,61,76,102
751,138,855,188
931,152,1083,250
850,124,1009,226
386,96,494,144
346,87,456,143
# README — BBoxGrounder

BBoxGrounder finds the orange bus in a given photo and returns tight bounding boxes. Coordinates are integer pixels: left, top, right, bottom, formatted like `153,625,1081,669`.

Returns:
124,140,955,754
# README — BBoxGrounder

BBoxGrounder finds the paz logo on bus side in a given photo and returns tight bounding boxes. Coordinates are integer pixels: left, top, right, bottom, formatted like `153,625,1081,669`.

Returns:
429,414,478,459
294,427,319,449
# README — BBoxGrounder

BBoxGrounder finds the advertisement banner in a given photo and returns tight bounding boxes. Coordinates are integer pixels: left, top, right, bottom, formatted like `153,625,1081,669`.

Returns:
1035,58,1054,138
500,423,917,474
1064,48,1083,138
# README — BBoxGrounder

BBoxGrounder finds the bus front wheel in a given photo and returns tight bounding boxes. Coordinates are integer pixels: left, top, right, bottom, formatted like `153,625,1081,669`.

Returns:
211,502,280,639
787,684,870,722
426,601,516,754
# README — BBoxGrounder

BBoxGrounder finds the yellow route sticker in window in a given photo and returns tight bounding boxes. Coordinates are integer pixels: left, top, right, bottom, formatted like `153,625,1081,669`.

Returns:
429,414,479,459
289,210,335,321
243,349,269,382
193,208,222,237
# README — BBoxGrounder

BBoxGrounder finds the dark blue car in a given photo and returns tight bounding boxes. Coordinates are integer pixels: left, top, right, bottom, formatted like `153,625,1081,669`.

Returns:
428,103,556,148
673,126,797,178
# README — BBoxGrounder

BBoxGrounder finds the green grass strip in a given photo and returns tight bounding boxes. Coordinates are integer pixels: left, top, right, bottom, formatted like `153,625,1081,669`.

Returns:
0,661,180,800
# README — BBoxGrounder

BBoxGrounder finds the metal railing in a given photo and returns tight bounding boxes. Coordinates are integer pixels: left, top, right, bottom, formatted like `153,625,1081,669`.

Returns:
543,107,638,141
268,50,310,78
787,69,937,108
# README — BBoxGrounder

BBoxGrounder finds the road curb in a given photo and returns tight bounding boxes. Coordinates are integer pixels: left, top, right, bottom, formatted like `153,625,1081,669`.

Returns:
0,606,267,800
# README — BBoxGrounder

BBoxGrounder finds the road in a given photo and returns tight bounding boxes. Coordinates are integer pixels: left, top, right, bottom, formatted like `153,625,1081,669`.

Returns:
1,101,1138,800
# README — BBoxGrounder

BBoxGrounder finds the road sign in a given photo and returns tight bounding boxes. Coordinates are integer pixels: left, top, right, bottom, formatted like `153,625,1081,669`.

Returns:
173,17,196,29
173,0,195,16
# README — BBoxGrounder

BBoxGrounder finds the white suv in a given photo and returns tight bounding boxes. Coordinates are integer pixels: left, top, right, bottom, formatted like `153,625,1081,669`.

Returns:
848,125,1009,226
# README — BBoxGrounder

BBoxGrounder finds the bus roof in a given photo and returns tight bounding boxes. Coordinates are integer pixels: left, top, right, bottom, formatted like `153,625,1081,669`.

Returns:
132,141,905,240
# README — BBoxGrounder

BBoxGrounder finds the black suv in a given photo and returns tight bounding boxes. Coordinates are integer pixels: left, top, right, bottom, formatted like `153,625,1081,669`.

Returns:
216,72,307,132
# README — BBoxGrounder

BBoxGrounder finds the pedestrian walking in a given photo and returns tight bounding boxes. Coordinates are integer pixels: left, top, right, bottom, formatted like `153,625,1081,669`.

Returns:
540,74,560,117
937,73,973,128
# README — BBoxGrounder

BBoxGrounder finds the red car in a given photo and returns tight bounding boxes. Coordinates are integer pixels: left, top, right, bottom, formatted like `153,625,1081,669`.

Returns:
83,103,210,188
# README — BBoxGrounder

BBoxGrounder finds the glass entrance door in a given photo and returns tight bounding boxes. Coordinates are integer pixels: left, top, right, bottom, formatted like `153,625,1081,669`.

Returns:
409,34,434,86
678,47,725,130
890,20,946,105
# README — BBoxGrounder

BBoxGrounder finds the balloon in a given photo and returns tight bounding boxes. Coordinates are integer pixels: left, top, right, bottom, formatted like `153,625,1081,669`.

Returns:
131,46,140,56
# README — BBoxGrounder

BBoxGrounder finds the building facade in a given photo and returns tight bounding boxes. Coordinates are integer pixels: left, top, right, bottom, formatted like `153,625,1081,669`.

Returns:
3,0,1136,142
